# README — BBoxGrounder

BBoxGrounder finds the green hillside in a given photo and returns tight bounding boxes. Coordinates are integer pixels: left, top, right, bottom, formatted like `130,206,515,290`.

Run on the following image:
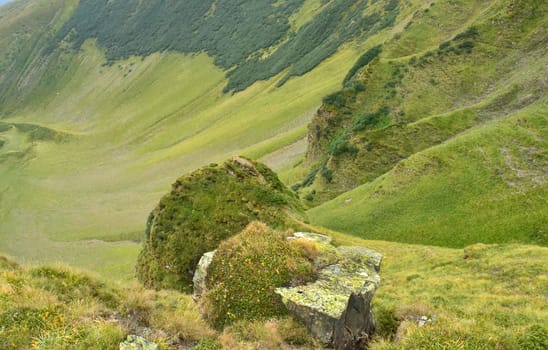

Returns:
310,103,547,247
1,0,418,277
294,0,547,246
0,0,547,348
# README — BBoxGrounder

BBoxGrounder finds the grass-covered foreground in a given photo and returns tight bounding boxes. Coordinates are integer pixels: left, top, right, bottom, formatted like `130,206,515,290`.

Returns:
2,232,546,349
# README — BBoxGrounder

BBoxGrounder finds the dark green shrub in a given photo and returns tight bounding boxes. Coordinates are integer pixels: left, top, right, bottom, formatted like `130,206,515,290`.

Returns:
454,26,479,41
438,41,451,50
301,168,319,188
203,222,315,329
323,92,346,108
328,132,359,157
384,0,399,11
373,304,400,340
343,45,382,85
352,107,389,132
459,41,475,53
321,167,333,182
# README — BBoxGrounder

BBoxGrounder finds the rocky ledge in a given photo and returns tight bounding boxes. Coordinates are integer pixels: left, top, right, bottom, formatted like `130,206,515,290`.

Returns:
275,232,382,350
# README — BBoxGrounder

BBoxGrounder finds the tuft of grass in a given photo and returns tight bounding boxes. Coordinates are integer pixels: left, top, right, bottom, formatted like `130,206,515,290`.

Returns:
203,222,316,329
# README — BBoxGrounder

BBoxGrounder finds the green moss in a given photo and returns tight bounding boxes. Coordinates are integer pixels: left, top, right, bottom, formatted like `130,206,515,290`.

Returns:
136,157,307,292
203,222,315,329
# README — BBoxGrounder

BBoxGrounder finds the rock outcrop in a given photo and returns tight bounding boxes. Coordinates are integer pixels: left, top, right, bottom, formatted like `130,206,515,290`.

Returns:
119,335,158,350
192,250,216,301
276,232,382,349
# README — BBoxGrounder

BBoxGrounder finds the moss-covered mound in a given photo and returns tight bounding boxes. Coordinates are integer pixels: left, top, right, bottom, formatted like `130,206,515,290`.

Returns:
203,222,316,329
136,157,306,292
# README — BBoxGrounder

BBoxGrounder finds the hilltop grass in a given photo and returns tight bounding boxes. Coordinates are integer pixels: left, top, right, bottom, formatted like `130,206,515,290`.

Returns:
309,103,547,248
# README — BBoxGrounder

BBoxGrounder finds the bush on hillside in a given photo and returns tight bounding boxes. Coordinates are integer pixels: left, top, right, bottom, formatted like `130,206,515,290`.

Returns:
202,222,316,329
136,157,306,292
328,132,359,156
343,44,382,86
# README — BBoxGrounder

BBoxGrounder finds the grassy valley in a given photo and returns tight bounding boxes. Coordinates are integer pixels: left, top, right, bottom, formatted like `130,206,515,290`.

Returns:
0,0,546,348
0,0,398,277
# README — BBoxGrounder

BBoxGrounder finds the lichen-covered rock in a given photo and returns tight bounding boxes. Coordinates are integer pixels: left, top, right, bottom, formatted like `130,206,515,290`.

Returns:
276,233,382,349
119,335,158,350
291,232,332,244
193,250,216,301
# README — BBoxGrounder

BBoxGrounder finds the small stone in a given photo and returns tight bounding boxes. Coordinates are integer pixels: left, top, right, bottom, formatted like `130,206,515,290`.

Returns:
418,316,429,327
119,335,158,350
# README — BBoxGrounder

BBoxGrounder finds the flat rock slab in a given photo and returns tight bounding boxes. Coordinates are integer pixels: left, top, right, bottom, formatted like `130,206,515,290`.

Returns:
276,233,382,349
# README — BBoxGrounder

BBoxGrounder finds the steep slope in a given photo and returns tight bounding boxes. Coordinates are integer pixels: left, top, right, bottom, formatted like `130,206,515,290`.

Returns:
310,104,547,247
0,0,441,277
292,0,547,246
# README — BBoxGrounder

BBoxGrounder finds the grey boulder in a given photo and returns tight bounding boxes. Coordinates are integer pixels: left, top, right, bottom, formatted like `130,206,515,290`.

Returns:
276,234,382,349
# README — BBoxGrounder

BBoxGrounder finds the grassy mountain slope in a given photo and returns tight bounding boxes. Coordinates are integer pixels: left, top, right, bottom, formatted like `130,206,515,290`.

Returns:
293,0,547,246
0,0,436,278
310,102,547,247
54,0,402,92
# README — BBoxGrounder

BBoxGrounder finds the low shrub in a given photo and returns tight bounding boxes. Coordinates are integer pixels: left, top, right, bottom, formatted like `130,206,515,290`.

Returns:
374,304,400,340
203,222,316,329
